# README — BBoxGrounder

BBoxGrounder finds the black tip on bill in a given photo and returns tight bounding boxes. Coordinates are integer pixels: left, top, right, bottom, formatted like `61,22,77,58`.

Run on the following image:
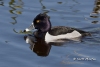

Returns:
23,30,26,32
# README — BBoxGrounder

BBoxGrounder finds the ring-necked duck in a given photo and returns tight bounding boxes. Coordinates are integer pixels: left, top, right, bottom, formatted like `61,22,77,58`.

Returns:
24,13,91,42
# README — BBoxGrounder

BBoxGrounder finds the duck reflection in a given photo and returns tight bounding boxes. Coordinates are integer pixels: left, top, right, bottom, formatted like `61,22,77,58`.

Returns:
24,35,52,57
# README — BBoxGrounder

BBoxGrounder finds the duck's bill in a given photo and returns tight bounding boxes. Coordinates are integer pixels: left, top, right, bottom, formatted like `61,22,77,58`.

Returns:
24,23,35,32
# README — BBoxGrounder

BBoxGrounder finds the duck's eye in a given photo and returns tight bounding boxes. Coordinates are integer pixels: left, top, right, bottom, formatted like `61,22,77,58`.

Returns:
36,20,40,23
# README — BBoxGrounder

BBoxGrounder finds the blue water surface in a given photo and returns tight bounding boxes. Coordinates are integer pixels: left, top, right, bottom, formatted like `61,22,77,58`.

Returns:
0,0,100,67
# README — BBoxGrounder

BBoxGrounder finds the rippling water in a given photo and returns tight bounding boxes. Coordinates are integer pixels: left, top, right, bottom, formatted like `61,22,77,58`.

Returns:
0,0,100,67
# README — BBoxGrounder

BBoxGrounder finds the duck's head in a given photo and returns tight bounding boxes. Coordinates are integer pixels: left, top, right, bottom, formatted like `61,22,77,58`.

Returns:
24,13,51,32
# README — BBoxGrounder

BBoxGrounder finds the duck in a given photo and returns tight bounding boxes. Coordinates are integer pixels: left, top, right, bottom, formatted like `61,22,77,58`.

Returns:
24,13,91,42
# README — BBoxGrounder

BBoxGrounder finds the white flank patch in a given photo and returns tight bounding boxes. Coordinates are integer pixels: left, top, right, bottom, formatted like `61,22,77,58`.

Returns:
45,30,81,42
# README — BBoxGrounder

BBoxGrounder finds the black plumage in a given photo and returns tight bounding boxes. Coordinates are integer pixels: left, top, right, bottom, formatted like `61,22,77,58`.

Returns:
49,26,91,36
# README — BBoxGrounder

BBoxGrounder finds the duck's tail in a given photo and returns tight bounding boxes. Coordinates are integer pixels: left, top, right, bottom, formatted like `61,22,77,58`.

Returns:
82,32,91,37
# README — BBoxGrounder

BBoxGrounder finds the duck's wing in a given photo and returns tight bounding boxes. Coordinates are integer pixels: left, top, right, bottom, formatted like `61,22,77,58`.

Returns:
49,26,90,36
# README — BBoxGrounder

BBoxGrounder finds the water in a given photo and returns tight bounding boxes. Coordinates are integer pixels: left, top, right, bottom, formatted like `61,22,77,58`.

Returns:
0,0,100,67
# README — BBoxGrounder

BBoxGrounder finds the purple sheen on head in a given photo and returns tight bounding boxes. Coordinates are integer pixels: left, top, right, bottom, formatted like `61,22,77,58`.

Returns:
40,17,51,32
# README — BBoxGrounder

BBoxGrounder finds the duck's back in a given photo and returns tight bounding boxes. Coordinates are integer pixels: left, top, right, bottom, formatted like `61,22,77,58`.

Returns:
49,26,91,37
